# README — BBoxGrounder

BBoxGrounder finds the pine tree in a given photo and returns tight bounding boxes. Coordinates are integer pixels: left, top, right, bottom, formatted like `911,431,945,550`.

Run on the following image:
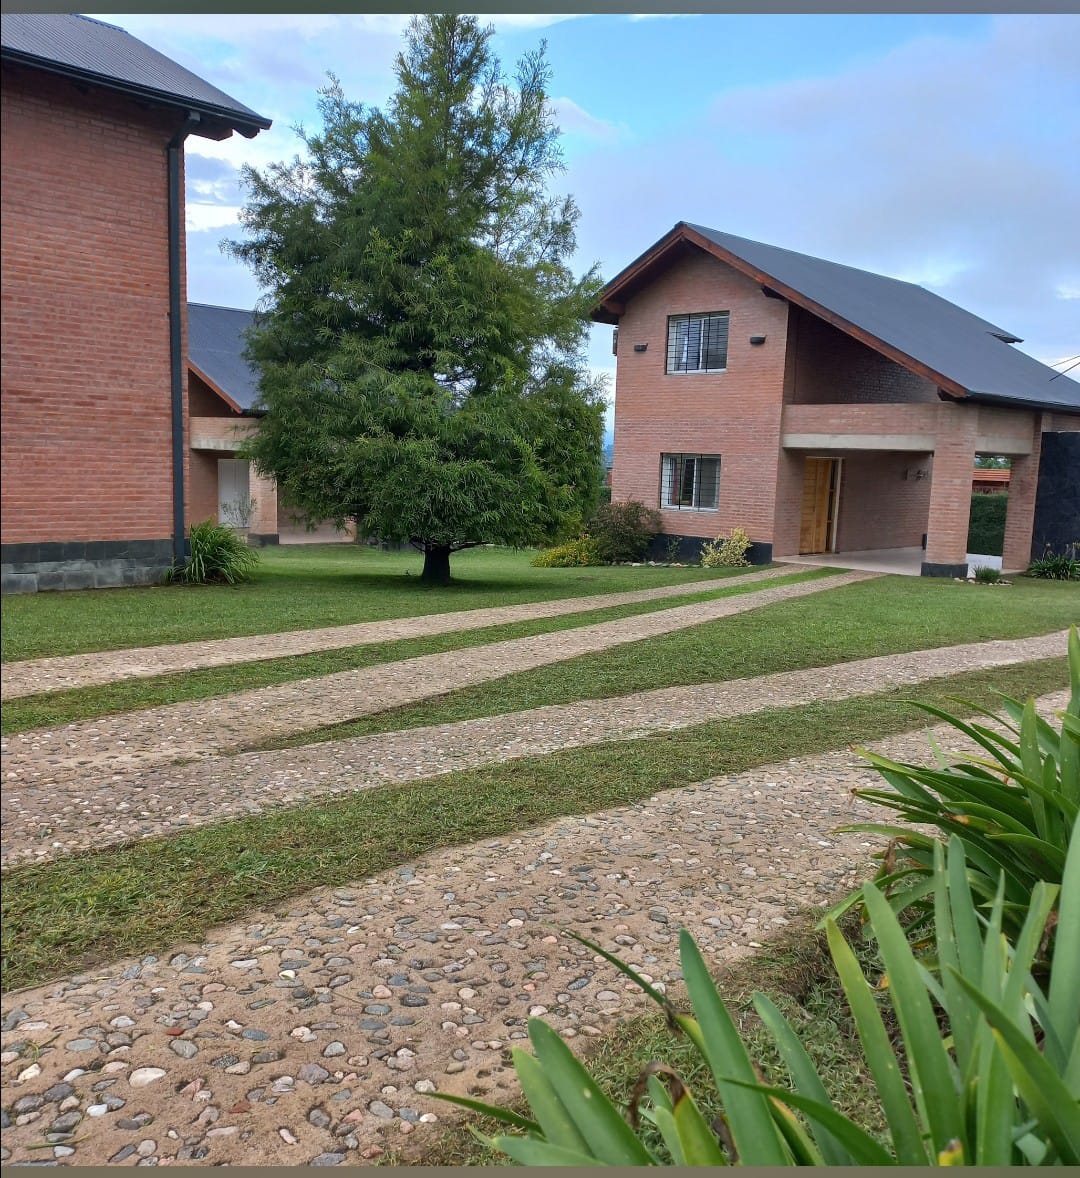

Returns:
228,14,605,584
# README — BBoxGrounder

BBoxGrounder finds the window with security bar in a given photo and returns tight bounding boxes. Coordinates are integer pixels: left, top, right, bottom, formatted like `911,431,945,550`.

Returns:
666,312,730,374
660,454,720,510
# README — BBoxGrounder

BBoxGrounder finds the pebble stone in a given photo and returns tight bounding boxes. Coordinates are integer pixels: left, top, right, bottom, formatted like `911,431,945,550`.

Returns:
1,572,786,701
2,697,1065,1168
1,570,859,829
2,623,1062,869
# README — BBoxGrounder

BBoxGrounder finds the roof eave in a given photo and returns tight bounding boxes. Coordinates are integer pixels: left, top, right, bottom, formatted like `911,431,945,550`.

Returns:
965,388,1080,415
592,221,971,401
1,48,271,139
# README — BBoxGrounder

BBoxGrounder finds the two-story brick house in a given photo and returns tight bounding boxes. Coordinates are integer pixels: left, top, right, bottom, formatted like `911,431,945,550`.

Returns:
595,223,1079,575
1,14,270,592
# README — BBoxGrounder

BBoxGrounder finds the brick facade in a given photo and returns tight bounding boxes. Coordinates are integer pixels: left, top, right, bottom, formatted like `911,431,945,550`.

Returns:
610,248,790,546
1,66,188,590
605,241,1075,574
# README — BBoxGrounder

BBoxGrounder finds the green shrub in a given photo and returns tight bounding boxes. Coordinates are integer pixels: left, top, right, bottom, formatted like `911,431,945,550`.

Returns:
967,491,1007,556
833,624,1078,949
1028,545,1080,581
700,526,752,568
166,520,260,585
972,564,1002,583
588,500,661,563
441,832,1080,1165
530,537,602,568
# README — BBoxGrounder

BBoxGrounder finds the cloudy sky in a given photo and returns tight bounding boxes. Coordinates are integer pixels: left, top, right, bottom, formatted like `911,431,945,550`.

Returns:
95,12,1080,421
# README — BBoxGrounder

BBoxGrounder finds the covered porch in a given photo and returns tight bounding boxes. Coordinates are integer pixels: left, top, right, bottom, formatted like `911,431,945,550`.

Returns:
774,401,1042,576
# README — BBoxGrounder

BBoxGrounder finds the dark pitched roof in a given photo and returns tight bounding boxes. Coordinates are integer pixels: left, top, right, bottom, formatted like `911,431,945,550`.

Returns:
1,13,270,140
187,302,260,412
594,222,1079,414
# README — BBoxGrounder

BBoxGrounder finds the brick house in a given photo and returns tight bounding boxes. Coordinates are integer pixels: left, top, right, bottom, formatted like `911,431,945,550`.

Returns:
187,302,355,545
594,223,1080,575
1,14,270,593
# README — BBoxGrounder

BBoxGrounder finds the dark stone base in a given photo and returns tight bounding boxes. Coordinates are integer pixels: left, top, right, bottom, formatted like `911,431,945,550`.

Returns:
921,561,969,579
1,538,174,594
248,533,280,548
647,534,773,566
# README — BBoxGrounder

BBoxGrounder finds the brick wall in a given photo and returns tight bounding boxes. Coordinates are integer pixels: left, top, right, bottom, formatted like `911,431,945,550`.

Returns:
188,372,239,418
610,248,790,546
787,307,938,405
835,452,933,550
1,66,188,549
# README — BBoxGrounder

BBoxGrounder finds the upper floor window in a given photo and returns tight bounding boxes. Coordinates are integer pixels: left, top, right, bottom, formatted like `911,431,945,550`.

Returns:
661,453,720,510
666,312,729,374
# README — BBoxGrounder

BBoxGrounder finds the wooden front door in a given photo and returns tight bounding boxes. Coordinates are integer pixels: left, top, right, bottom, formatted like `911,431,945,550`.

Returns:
799,458,840,554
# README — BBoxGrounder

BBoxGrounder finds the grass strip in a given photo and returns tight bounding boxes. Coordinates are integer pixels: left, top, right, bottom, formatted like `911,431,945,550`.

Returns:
1,545,738,663
257,574,1076,750
0,571,825,734
398,911,888,1166
1,655,1065,994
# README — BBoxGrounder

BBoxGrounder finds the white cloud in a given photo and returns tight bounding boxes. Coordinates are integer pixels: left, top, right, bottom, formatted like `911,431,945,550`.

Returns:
550,97,623,142
186,204,243,233
1057,283,1080,300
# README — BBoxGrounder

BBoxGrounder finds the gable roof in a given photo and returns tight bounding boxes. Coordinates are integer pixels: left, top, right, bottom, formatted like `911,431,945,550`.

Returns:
1,13,270,141
187,302,260,412
594,222,1079,414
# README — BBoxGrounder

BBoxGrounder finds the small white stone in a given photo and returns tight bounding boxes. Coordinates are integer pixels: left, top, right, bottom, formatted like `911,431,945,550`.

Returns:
129,1067,167,1087
17,1064,41,1082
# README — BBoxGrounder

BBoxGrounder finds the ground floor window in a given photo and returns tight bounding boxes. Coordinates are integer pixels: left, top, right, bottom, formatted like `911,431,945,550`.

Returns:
660,453,720,510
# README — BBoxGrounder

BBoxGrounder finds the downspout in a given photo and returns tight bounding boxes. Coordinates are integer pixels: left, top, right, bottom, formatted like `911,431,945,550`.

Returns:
167,111,202,565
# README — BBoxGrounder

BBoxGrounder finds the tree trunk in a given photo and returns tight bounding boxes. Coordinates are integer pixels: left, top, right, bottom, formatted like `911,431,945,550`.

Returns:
421,544,452,586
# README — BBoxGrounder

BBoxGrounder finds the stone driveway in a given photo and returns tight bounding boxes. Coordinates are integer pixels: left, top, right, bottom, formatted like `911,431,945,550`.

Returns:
1,567,798,701
1,570,869,790
0,696,1065,1168
1,629,1064,867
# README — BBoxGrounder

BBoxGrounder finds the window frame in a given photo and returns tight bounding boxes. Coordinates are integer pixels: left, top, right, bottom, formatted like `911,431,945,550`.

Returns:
660,453,721,512
666,311,730,375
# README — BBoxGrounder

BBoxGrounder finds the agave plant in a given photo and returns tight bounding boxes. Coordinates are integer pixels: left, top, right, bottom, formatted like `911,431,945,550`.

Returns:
437,830,1080,1165
830,625,1078,946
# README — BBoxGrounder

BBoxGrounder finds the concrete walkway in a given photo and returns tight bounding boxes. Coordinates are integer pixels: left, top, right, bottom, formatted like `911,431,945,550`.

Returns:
0,567,800,701
0,628,1063,867
0,570,870,792
0,696,1064,1168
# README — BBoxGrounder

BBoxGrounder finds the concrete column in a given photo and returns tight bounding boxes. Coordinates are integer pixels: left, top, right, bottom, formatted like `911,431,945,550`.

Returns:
922,404,977,577
1001,416,1043,572
249,465,279,544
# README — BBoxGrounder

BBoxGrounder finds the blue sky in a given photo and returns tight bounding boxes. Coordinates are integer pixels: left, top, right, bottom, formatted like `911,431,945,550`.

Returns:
94,12,1080,426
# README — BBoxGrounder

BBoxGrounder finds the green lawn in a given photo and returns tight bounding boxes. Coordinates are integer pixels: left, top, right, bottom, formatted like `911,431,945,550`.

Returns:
1,545,733,662
1,655,1064,993
0,570,828,735
255,574,1077,750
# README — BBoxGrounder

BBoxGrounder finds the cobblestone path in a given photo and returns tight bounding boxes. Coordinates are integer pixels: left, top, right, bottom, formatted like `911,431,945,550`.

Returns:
1,629,1063,866
1,570,870,791
1,696,1065,1167
1,567,799,701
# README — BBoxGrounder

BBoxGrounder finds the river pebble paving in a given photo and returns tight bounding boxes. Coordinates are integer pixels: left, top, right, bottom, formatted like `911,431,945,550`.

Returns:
2,697,1066,1167
1,628,1064,866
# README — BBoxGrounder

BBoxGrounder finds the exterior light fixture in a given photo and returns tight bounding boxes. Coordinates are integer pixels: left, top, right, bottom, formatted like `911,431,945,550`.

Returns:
749,335,767,345
633,343,648,352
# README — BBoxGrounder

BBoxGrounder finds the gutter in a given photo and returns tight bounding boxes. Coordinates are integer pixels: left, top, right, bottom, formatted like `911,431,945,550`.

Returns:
168,111,201,565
